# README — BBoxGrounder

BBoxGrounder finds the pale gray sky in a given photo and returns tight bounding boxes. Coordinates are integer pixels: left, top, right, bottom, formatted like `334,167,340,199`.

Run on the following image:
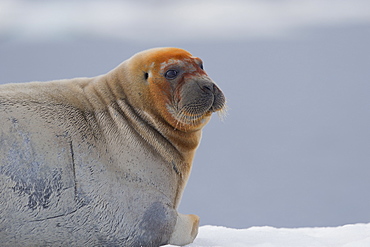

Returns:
1,0,370,42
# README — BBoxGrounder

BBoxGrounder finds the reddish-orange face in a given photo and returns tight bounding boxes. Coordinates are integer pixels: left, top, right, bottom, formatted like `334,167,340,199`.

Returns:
129,47,225,132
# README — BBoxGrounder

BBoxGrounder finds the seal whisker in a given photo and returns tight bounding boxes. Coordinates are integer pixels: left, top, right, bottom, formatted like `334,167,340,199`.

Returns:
217,104,228,122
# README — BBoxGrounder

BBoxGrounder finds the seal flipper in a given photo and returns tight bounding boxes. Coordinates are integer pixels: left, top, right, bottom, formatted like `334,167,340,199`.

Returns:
169,213,199,246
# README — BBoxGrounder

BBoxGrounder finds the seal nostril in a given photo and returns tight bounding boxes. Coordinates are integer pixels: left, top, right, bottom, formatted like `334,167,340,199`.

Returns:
202,85,213,92
212,84,219,92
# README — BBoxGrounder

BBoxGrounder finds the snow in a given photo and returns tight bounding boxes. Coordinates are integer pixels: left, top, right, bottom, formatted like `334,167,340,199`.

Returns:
165,224,370,247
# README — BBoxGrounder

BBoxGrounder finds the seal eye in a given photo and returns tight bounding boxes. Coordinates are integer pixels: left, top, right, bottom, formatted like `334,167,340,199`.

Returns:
165,70,178,80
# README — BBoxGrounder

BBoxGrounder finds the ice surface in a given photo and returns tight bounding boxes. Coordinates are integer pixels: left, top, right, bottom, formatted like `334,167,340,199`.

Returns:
165,224,370,247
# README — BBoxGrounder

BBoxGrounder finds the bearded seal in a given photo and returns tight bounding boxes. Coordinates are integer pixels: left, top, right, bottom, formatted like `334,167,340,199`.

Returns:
0,47,225,246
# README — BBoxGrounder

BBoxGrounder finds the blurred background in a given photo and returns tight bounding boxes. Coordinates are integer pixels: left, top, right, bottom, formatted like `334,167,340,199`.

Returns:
1,0,370,229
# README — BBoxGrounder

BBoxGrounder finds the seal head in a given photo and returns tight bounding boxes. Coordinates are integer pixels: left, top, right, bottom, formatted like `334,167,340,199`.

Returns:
122,47,226,132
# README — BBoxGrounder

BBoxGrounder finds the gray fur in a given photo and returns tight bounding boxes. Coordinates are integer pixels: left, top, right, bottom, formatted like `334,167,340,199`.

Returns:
0,84,177,246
